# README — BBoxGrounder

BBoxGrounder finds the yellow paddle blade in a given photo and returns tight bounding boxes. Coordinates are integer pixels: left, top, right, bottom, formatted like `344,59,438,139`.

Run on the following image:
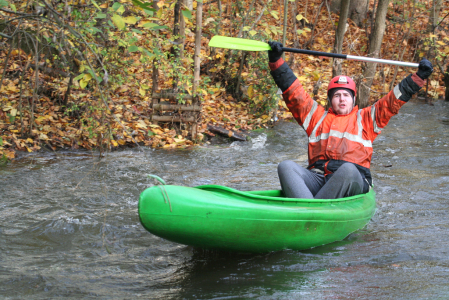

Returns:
208,36,271,51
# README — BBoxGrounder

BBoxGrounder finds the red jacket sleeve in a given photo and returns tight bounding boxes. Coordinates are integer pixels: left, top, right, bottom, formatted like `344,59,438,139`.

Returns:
362,73,424,141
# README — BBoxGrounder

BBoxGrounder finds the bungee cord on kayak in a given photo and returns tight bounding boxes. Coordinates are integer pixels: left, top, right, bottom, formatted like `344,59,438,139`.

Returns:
147,174,172,212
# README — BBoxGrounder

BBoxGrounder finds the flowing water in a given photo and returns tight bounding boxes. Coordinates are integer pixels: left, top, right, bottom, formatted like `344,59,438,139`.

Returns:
1,99,448,299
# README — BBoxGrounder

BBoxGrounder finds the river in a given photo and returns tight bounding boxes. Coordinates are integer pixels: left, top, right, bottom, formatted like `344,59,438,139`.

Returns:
1,99,448,299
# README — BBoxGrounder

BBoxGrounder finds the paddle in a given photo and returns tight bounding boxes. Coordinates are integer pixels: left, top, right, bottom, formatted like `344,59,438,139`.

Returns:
209,36,419,68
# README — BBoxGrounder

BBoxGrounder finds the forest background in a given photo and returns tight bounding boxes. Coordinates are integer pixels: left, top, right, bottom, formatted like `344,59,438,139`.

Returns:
0,0,448,161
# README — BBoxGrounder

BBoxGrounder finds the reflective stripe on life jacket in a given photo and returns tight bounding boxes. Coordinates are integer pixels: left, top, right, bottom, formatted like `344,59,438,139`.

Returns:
301,101,318,131
309,109,373,148
371,105,383,133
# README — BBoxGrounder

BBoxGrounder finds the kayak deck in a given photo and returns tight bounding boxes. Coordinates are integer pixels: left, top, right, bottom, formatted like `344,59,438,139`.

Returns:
138,185,376,253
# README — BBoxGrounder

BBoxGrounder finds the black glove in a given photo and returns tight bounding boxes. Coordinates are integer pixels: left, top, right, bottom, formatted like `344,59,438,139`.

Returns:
416,58,433,80
268,41,284,63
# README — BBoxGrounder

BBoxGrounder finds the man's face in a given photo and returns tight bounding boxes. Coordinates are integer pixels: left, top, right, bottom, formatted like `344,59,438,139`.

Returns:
331,89,354,115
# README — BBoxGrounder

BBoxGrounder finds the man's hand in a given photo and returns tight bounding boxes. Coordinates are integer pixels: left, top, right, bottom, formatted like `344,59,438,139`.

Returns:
268,41,284,63
416,58,433,80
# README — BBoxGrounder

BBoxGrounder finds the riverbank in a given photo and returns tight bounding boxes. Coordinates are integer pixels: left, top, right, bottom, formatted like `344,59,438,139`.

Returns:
0,78,293,161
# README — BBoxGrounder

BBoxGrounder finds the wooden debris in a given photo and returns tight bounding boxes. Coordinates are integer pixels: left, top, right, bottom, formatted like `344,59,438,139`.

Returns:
207,124,247,141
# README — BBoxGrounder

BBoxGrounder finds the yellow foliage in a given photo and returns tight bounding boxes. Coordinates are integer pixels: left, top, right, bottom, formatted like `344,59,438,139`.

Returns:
124,16,138,24
247,85,254,98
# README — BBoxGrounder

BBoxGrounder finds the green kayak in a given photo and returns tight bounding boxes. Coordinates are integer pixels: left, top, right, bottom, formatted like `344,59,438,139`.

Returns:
138,184,376,253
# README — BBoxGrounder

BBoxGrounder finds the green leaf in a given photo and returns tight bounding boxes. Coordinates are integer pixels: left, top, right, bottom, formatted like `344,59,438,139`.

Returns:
74,73,84,81
142,22,168,30
112,2,120,10
9,3,15,12
86,69,101,82
128,45,139,52
150,25,168,30
143,9,154,15
153,48,162,56
91,0,101,10
90,27,102,33
112,2,122,12
112,14,126,30
117,5,125,14
0,136,3,146
0,0,8,8
131,0,155,11
142,22,158,28
95,13,107,18
141,47,155,59
181,8,192,19
269,10,279,20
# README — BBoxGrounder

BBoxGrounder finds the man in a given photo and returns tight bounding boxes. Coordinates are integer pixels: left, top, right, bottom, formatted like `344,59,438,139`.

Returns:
268,41,433,199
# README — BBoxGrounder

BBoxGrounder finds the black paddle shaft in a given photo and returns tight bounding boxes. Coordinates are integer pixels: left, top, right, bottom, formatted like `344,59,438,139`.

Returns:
281,47,347,59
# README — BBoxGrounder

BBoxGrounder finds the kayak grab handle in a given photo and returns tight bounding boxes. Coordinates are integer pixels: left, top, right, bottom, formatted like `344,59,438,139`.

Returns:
148,174,167,185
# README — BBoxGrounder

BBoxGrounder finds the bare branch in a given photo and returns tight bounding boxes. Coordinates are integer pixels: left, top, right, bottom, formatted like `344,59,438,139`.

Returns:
0,32,12,39
0,8,35,16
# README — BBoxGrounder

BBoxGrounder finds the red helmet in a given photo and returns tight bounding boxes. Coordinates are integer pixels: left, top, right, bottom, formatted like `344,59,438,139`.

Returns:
327,75,357,98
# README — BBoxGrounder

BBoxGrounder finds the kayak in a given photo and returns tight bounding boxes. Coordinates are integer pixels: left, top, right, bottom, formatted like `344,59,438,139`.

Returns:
138,184,376,253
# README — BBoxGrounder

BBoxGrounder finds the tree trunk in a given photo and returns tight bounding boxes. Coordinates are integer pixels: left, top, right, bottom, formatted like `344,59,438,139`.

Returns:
330,0,369,27
192,1,203,140
427,0,443,33
445,65,449,101
178,0,186,59
172,0,182,91
356,0,389,108
193,0,203,95
332,0,350,77
152,1,160,93
173,0,182,41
